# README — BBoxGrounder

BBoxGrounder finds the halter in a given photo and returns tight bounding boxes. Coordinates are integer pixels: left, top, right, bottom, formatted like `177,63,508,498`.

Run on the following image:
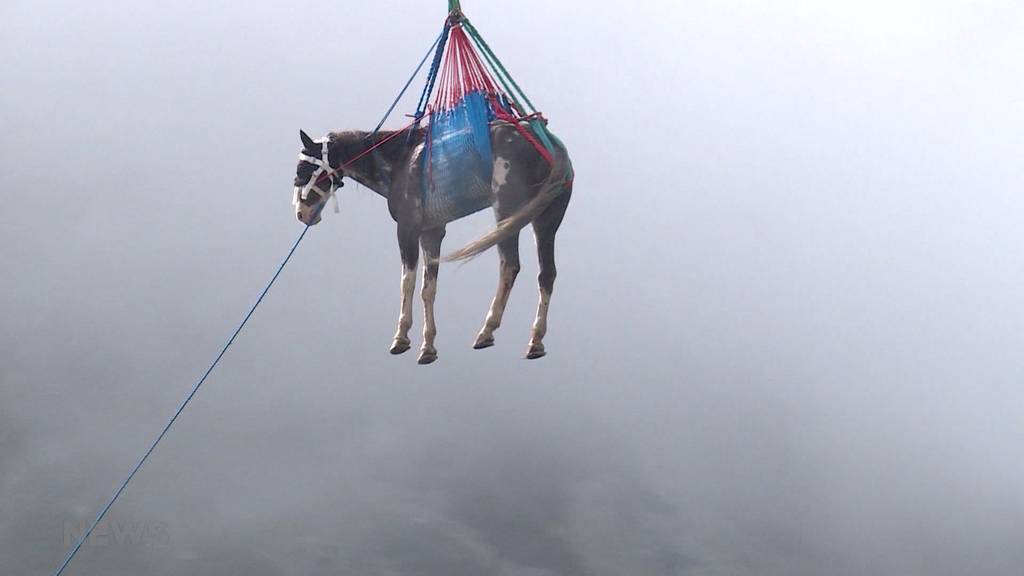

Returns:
293,137,341,214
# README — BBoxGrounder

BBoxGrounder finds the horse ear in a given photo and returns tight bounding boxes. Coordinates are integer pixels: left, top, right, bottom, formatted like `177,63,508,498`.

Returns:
299,129,317,150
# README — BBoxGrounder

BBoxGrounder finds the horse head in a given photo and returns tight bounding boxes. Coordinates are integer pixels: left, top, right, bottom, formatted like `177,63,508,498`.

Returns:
293,130,344,225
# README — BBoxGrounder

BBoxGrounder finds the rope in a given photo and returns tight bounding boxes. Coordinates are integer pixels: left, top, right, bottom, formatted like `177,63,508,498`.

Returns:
50,24,441,569
462,19,564,170
413,22,451,122
308,115,421,191
53,9,559,573
52,118,418,576
370,30,446,136
51,207,324,576
464,24,525,115
463,19,538,114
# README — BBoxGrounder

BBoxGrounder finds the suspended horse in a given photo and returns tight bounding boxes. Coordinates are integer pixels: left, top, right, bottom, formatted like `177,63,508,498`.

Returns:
292,9,574,364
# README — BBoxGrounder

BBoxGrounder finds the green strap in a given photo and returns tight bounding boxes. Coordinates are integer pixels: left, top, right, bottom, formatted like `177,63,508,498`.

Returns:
448,0,461,13
463,19,538,115
463,17,574,185
464,26,526,115
529,118,556,153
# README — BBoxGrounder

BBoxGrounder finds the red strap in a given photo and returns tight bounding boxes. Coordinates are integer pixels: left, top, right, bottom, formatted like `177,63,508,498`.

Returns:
490,100,554,166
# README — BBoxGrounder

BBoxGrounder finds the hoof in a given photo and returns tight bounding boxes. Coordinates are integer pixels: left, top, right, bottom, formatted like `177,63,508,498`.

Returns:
418,349,438,365
473,333,495,349
525,343,546,360
390,338,411,355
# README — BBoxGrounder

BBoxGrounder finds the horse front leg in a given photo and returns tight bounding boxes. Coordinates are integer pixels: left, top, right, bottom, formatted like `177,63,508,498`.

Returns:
418,227,445,364
390,225,420,355
473,235,521,349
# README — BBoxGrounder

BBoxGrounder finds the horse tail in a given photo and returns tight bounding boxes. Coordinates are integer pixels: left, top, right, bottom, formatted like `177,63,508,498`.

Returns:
444,154,568,262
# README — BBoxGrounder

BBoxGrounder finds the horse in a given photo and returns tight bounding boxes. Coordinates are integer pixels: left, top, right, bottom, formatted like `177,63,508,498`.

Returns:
292,121,573,364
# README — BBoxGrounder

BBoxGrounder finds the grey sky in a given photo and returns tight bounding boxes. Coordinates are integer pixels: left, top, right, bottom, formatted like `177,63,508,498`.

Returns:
2,1,1023,575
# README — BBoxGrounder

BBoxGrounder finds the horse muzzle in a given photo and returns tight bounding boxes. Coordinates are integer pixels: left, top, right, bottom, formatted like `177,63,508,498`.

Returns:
296,207,322,226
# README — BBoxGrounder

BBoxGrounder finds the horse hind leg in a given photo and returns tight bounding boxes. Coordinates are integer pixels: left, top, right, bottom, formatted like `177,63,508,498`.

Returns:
526,251,553,359
473,235,521,349
526,190,570,359
418,227,445,364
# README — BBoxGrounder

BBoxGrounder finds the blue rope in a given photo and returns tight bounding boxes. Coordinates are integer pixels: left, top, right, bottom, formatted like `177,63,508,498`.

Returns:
406,22,450,147
51,26,452,576
414,22,452,124
52,218,318,576
369,29,446,137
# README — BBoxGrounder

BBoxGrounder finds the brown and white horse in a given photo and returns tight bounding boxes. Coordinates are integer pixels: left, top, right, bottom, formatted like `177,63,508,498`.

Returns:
293,122,572,363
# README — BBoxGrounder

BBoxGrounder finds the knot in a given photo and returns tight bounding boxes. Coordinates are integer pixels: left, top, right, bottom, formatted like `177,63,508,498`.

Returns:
447,10,465,25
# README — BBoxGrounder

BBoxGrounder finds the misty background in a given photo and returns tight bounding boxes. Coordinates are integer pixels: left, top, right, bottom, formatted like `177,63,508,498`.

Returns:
2,1,1022,574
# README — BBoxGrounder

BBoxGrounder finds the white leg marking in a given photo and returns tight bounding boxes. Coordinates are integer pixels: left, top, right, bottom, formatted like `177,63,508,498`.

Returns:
391,265,416,353
476,264,517,347
421,265,438,356
527,288,551,358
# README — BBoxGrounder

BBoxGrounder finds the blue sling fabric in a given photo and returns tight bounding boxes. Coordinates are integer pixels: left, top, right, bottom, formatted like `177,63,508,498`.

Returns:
422,90,494,225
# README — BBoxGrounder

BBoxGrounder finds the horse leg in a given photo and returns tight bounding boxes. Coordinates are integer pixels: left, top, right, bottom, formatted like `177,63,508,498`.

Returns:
526,239,553,359
526,191,570,359
418,227,445,364
390,224,420,355
473,235,521,349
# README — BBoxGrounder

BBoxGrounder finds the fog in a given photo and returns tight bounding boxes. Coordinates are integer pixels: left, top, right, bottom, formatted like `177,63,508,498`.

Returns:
2,1,1022,574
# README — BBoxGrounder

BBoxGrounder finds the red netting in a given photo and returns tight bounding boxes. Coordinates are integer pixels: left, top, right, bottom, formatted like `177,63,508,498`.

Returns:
430,25,502,112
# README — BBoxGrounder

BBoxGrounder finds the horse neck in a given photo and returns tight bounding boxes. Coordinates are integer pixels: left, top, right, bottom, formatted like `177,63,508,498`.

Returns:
329,130,415,198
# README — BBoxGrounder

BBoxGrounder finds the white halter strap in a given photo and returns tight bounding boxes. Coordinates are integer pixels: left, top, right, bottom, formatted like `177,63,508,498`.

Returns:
293,138,340,214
